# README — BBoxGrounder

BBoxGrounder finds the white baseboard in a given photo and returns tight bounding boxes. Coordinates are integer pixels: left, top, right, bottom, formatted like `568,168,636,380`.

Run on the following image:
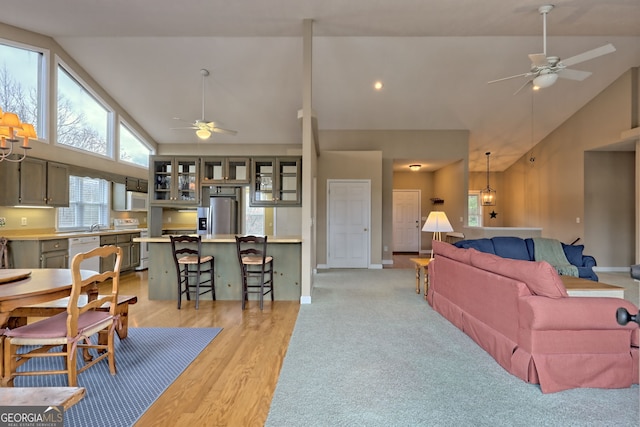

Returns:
317,264,329,269
419,250,430,255
593,267,629,272
300,296,311,304
369,264,383,269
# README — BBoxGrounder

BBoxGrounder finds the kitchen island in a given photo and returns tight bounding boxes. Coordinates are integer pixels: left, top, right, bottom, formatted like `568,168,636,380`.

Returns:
134,234,302,301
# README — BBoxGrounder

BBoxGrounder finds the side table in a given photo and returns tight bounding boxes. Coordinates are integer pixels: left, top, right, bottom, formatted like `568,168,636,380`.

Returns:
409,257,432,298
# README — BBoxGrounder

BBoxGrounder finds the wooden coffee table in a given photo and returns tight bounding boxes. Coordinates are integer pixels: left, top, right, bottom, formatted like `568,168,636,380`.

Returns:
409,258,432,298
561,276,625,298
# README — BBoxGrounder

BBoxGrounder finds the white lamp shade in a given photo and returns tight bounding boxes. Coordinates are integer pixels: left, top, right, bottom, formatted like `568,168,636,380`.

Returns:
422,211,453,232
196,128,211,139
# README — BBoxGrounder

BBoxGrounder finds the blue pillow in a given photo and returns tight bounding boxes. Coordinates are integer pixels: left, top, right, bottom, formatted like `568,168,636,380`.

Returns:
562,243,584,266
454,238,495,254
492,237,531,260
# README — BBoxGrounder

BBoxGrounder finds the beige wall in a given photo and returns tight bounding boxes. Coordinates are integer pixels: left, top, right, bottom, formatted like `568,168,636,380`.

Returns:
503,69,638,267
584,151,635,266
316,151,383,266
318,130,468,264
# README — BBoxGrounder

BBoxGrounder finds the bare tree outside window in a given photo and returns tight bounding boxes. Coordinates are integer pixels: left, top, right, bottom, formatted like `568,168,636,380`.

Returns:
56,65,111,156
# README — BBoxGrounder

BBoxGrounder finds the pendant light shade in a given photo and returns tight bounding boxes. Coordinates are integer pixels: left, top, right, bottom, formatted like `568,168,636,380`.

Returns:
480,152,496,206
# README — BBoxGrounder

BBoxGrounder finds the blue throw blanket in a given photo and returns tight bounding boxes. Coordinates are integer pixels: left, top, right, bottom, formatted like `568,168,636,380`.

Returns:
533,238,579,277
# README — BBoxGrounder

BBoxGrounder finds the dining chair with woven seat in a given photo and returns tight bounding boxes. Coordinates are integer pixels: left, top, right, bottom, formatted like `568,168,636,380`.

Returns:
235,235,274,310
170,235,216,309
2,245,123,387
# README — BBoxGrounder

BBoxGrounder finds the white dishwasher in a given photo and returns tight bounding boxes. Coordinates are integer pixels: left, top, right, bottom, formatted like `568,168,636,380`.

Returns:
68,236,101,271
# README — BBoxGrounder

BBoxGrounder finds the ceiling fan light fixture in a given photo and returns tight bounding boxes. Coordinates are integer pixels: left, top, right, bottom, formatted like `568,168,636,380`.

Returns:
533,72,558,89
196,128,211,139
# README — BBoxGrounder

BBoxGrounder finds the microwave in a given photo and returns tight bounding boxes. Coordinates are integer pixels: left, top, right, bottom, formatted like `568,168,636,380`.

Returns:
126,191,148,212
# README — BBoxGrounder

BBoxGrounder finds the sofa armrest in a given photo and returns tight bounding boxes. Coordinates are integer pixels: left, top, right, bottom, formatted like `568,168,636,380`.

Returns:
581,255,596,268
519,296,639,331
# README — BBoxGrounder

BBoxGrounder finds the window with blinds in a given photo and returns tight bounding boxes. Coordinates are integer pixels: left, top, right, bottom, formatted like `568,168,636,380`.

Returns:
57,176,110,231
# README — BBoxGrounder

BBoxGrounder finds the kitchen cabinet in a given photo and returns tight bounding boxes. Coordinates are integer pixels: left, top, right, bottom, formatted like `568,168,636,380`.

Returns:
100,233,140,272
150,156,199,206
201,157,250,185
125,177,148,193
0,158,69,207
100,235,117,273
250,157,302,206
9,238,69,269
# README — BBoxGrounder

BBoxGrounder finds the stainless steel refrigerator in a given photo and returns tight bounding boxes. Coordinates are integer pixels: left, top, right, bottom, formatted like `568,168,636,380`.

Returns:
197,197,238,235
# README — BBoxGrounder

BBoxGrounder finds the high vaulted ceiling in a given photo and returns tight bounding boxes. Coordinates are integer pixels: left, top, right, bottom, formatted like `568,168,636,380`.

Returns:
2,0,640,171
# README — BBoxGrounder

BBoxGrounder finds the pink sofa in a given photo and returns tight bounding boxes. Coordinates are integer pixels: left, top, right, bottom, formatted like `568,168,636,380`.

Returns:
427,240,639,393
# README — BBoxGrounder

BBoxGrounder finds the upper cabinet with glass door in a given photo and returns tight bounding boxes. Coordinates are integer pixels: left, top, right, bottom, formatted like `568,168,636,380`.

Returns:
201,157,250,185
250,157,301,207
150,156,199,206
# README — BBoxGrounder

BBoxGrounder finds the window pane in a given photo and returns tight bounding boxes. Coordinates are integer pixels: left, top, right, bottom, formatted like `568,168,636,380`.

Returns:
468,193,481,227
244,187,264,234
57,176,110,230
120,122,150,167
0,42,43,136
57,65,111,156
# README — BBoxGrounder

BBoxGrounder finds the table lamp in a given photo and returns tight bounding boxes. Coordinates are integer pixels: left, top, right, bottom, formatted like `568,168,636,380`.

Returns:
422,211,453,258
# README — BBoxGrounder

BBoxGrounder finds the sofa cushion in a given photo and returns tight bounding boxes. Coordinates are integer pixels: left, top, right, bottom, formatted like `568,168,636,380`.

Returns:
454,238,495,254
469,250,568,298
492,236,532,260
433,240,471,264
562,243,584,267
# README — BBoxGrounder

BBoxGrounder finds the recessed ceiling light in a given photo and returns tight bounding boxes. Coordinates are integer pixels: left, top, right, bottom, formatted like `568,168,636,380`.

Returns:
374,81,384,90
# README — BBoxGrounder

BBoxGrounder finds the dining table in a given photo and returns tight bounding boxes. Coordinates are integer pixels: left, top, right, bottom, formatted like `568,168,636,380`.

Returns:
0,268,99,381
0,269,99,328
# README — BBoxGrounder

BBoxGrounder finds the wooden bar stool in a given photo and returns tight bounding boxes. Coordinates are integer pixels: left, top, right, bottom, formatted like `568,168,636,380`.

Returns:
170,235,216,309
235,235,273,310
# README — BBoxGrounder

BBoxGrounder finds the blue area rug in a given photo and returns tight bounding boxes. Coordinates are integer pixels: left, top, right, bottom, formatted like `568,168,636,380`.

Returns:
14,327,222,427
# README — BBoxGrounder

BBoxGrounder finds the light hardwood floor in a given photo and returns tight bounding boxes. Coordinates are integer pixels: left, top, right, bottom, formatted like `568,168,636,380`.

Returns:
111,270,299,427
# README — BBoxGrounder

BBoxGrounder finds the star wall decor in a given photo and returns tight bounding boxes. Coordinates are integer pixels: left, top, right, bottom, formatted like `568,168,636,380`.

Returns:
490,210,498,219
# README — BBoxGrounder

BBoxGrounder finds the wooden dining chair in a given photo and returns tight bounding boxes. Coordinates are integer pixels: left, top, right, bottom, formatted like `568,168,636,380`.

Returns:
170,235,216,310
235,235,274,310
2,245,123,387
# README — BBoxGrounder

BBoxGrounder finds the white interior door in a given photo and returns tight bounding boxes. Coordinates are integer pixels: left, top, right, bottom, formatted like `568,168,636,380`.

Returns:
392,190,421,252
327,180,370,268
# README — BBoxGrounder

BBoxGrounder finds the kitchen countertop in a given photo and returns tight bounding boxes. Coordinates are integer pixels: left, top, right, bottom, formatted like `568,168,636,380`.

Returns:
2,228,148,241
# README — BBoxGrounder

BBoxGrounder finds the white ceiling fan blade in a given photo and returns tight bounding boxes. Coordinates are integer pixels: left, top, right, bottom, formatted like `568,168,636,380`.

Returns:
170,126,198,130
488,72,532,84
558,68,592,81
528,53,548,67
561,43,616,67
212,127,238,136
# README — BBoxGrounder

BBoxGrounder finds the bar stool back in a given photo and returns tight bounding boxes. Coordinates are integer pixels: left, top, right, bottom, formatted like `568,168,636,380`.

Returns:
170,235,215,309
235,235,273,310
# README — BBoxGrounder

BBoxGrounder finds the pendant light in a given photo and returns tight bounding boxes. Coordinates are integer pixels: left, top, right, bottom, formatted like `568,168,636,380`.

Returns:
480,152,496,206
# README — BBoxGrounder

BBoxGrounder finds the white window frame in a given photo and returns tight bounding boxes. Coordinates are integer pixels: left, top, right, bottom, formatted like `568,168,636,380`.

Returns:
0,38,50,142
54,55,115,159
118,118,153,168
468,191,483,227
56,175,111,232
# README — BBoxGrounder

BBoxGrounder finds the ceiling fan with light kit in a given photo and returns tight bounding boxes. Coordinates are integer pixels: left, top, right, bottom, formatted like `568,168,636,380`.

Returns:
488,4,616,94
172,69,237,140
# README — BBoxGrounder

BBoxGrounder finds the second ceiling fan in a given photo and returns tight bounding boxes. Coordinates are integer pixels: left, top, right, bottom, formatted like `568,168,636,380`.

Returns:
489,4,616,94
172,69,237,140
